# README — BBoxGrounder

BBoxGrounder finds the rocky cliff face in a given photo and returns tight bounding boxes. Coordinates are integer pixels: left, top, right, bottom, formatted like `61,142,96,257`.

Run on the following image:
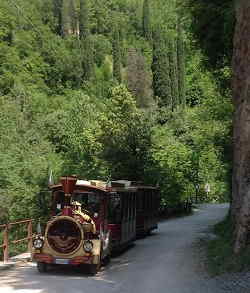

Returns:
232,0,250,253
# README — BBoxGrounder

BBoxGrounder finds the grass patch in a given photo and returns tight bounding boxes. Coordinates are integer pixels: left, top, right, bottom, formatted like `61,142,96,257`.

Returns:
207,216,250,275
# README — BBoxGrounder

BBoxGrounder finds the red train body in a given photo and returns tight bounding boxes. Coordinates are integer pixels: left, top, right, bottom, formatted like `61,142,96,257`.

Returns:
32,176,159,274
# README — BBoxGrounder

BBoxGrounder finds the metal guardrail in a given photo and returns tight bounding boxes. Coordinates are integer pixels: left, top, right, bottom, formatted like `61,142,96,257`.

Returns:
0,219,33,263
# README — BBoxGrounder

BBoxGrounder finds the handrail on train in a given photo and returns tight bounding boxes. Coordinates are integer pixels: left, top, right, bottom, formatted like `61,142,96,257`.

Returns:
0,219,33,263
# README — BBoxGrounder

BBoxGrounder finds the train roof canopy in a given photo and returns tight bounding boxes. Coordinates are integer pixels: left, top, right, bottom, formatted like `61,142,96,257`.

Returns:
49,179,158,193
49,180,108,194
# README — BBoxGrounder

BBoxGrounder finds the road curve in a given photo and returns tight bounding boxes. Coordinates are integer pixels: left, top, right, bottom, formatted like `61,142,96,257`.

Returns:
0,204,236,293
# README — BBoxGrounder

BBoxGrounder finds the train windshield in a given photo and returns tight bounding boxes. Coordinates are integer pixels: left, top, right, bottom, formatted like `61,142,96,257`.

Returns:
72,192,101,214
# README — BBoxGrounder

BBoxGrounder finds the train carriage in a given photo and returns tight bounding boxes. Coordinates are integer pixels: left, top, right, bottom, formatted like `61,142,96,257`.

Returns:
107,183,137,252
136,186,159,237
107,181,159,249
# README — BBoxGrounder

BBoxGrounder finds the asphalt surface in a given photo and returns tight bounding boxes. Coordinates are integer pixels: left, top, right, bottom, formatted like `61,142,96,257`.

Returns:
1,204,246,293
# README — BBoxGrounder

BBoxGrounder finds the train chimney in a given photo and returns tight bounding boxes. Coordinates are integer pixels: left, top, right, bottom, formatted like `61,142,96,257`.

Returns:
60,176,77,217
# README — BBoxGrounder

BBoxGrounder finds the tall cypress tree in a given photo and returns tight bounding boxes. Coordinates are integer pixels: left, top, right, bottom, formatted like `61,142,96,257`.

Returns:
79,0,90,40
69,0,78,35
60,0,77,37
142,0,151,41
61,0,71,37
168,37,179,110
83,37,94,81
79,0,93,81
53,0,63,35
112,27,122,83
177,20,186,107
151,28,172,108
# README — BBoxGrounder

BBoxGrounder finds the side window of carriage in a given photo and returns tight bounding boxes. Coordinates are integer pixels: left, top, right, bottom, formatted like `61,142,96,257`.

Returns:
109,192,121,224
125,193,128,221
131,193,134,219
136,191,141,212
128,193,132,220
133,193,136,219
124,193,129,222
121,193,125,222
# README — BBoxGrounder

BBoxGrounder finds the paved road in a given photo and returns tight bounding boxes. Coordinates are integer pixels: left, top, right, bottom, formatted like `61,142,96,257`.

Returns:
1,204,246,293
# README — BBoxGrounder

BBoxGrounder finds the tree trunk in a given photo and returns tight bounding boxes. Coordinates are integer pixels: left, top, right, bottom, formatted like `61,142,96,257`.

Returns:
232,0,250,254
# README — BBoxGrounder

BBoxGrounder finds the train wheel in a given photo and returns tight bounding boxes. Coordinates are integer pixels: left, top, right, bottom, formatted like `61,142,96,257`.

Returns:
103,242,112,266
37,262,47,273
89,263,100,275
103,253,111,266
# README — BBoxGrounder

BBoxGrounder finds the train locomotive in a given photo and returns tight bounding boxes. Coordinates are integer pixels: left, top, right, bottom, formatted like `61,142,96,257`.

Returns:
32,176,159,275
33,176,111,274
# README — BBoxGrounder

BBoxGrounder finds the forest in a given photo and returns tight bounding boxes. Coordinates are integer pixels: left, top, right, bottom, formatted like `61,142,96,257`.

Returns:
0,0,233,229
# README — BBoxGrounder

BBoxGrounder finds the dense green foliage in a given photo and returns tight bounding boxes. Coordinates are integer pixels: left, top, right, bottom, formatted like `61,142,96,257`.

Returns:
0,0,233,228
182,0,234,90
181,0,234,64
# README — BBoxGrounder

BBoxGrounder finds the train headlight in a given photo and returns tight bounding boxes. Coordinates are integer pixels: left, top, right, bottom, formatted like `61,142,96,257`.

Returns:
33,237,44,249
83,240,93,252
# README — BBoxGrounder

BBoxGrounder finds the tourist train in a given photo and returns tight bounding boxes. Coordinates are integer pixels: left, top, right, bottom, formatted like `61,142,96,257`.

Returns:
32,176,159,275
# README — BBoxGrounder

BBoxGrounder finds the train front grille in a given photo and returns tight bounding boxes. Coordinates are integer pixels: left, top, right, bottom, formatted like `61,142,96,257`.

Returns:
46,218,82,254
